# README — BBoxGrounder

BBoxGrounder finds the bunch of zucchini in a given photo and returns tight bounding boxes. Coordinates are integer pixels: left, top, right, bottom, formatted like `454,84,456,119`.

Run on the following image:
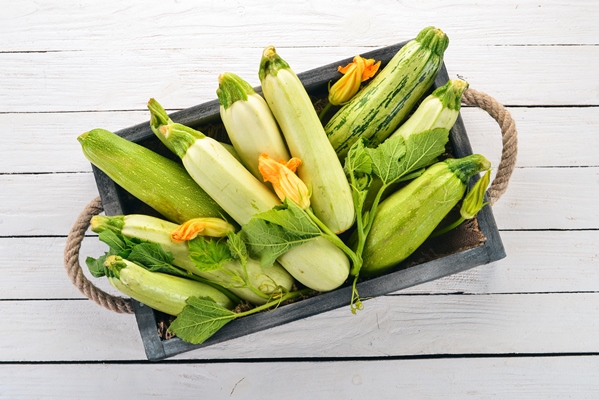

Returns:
78,26,492,344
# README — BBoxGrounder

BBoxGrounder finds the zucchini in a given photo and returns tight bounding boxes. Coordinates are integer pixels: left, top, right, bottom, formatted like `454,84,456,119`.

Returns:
325,26,449,158
361,154,491,277
217,72,291,181
104,255,235,316
259,46,355,234
91,214,295,305
150,99,350,292
77,128,226,224
389,78,468,141
363,79,469,209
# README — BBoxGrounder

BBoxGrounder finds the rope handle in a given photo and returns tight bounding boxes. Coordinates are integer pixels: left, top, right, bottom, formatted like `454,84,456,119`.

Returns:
64,88,518,313
462,88,518,205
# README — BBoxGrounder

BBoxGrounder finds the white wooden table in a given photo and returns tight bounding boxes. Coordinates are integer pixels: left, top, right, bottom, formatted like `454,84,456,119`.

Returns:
2,1,598,398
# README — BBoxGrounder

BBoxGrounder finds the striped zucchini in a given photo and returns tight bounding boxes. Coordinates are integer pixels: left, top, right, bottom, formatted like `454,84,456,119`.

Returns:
104,256,235,316
361,154,491,277
389,79,469,141
217,72,290,180
150,99,350,292
259,46,355,234
91,214,295,305
363,79,469,209
325,26,449,158
77,128,226,224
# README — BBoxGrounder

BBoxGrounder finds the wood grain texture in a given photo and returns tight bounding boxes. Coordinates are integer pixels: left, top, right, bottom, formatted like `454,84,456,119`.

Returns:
1,236,116,299
2,0,597,51
3,107,598,173
4,231,598,300
1,293,598,361
1,45,597,113
2,356,599,399
1,167,596,236
1,0,597,392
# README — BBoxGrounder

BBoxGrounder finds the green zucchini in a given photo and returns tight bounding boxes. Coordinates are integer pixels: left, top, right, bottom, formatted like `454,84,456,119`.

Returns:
104,256,235,316
91,214,295,305
325,26,449,159
77,129,226,224
361,154,491,277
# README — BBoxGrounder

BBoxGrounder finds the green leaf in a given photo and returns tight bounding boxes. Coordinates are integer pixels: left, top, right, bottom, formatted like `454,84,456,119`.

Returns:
168,296,237,345
97,230,128,253
397,128,450,177
127,242,176,273
344,138,372,176
254,200,321,237
368,128,449,185
226,232,249,267
367,134,407,184
85,254,109,278
188,237,234,271
241,217,320,268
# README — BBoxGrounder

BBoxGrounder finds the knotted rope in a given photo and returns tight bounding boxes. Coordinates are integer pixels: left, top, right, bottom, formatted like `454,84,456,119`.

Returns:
64,196,133,313
462,88,518,205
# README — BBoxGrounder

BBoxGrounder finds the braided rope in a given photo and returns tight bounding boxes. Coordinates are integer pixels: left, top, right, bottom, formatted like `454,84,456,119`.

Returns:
63,196,133,314
462,88,518,205
65,89,517,313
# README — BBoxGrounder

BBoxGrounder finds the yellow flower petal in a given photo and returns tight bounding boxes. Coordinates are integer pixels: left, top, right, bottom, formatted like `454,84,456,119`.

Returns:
328,55,380,106
170,217,235,242
258,154,311,209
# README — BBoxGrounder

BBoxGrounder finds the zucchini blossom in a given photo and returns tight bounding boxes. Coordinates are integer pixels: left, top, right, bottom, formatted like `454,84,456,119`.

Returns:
460,169,492,219
258,153,311,210
170,217,235,242
328,55,381,105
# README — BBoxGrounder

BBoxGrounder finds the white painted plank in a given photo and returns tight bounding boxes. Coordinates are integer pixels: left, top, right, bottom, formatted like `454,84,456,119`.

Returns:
1,45,596,113
0,236,119,300
1,167,596,237
2,356,599,399
3,107,597,174
490,166,599,230
4,231,598,300
461,107,599,168
2,0,597,51
397,230,599,295
0,111,149,174
0,300,145,362
0,172,99,236
1,293,598,361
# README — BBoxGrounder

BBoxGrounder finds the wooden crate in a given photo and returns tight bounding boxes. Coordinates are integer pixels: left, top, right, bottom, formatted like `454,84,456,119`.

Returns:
91,40,505,361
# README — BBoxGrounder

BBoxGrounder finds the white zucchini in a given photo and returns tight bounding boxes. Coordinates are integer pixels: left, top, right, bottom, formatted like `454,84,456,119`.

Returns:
150,99,350,292
259,46,355,234
217,72,290,180
91,214,295,305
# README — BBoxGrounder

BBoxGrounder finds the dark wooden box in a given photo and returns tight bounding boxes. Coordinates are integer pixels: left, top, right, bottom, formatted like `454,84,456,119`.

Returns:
91,40,506,361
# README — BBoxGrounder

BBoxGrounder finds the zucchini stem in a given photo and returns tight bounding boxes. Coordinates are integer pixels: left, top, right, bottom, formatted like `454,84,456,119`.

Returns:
305,208,362,272
430,217,466,238
318,102,333,121
234,288,313,318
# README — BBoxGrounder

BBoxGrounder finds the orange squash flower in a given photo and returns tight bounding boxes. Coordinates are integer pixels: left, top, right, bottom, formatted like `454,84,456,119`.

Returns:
328,55,381,105
258,153,311,210
170,217,235,242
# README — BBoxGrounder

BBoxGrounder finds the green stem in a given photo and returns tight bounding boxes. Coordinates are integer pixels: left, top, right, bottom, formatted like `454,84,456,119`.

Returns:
318,102,333,121
430,217,466,238
356,182,388,258
235,288,313,318
349,275,364,315
305,208,362,271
